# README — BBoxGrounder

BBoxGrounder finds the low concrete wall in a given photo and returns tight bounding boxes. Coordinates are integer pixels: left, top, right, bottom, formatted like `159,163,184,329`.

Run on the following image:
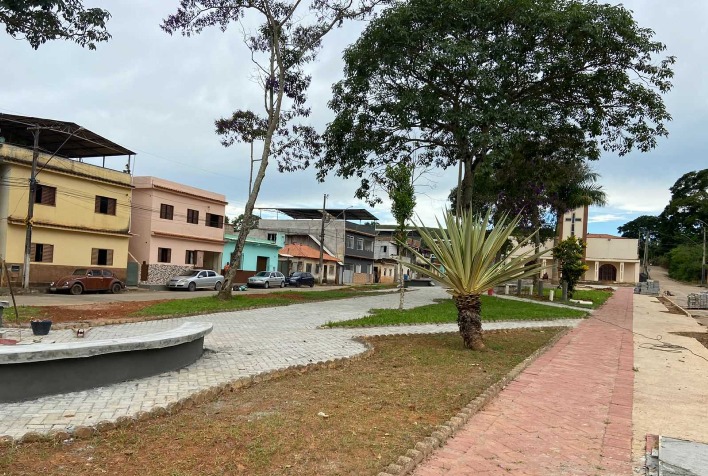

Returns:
0,322,212,403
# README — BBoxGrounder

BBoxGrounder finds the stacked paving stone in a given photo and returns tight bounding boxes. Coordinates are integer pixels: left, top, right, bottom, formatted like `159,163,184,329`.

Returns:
634,280,660,295
687,292,708,309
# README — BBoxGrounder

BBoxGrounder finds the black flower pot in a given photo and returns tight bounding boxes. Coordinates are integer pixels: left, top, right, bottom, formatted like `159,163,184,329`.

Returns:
30,320,52,336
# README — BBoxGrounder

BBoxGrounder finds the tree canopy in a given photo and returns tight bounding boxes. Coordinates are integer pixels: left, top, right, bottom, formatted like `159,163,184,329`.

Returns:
317,0,674,208
1,1,110,49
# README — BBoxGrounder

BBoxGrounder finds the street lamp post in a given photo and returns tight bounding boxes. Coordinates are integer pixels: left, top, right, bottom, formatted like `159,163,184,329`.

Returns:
698,219,707,287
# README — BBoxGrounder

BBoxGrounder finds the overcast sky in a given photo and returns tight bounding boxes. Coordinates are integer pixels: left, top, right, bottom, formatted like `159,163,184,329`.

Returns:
2,0,705,234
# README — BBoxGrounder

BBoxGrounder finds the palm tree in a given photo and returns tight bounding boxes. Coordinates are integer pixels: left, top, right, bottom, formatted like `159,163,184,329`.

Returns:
549,164,607,281
403,210,548,350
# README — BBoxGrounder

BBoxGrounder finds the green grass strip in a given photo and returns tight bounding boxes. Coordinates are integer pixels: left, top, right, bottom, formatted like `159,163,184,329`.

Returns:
131,288,396,317
327,295,588,327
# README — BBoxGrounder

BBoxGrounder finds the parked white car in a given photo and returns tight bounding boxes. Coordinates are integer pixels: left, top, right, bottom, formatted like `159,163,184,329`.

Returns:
247,271,286,288
167,269,224,291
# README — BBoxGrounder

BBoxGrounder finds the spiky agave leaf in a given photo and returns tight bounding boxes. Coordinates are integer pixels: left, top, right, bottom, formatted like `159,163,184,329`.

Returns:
402,210,549,296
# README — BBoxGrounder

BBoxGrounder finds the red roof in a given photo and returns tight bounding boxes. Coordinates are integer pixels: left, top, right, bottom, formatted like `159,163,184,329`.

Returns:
279,243,339,262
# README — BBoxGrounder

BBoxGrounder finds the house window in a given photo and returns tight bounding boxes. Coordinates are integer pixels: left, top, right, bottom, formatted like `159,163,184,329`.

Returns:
356,238,364,250
381,245,387,253
30,243,53,263
315,264,321,274
185,250,196,265
91,248,114,266
158,247,171,263
355,264,361,273
364,240,372,252
306,263,312,273
206,213,224,228
187,209,199,224
267,233,277,242
328,265,334,276
94,196,117,215
160,204,174,220
347,235,354,249
34,185,56,206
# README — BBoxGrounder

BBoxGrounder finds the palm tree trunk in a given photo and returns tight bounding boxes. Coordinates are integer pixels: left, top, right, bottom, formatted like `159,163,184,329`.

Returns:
453,293,485,350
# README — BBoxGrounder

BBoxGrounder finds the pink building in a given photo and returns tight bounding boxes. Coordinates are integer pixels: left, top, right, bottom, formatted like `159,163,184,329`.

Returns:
129,176,226,288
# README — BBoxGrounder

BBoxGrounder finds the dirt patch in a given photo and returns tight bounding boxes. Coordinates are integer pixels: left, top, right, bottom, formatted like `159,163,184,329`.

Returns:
673,332,708,351
657,296,686,315
18,300,170,327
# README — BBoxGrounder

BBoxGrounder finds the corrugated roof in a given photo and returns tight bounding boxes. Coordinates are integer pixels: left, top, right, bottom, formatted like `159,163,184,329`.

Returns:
267,208,378,221
279,243,338,261
0,113,134,158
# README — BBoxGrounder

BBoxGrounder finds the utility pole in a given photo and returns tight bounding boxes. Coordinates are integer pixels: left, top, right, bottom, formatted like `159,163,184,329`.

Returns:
643,229,650,278
22,128,40,289
318,194,328,284
699,219,707,287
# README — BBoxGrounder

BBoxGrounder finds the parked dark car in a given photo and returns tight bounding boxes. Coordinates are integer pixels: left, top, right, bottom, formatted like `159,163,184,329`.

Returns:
48,268,125,295
287,272,315,287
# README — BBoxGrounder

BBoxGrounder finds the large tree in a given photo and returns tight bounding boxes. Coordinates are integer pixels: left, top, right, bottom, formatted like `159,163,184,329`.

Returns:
317,0,674,208
658,169,708,254
163,0,382,298
1,0,110,49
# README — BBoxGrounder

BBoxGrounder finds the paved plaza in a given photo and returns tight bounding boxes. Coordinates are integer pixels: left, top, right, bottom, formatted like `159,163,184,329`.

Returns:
0,287,581,441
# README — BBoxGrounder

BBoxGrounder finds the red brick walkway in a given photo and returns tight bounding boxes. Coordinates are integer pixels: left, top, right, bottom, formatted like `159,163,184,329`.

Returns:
413,288,634,476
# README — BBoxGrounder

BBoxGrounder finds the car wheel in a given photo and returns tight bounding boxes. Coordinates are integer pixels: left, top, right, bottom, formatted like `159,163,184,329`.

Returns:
69,283,83,295
309,281,314,287
214,281,223,291
296,282,301,288
110,282,122,294
280,280,285,288
264,281,270,289
188,282,197,292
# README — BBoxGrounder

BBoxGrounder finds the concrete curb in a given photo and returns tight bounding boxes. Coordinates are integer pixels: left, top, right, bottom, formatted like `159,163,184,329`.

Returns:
374,326,574,476
661,295,693,318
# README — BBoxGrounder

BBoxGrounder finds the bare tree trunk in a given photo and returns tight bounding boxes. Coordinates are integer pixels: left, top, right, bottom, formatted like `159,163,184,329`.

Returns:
551,210,561,283
453,293,485,350
398,261,404,310
219,26,286,300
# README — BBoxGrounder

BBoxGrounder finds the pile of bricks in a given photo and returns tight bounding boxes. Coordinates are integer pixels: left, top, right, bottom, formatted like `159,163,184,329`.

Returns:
634,280,660,295
687,292,708,309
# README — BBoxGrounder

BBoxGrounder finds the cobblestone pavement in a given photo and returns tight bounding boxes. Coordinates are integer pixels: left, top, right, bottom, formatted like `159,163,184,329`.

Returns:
412,287,634,476
0,288,582,440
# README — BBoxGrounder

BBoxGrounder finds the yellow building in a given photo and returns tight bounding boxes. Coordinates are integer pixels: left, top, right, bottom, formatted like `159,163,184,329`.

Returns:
0,114,135,286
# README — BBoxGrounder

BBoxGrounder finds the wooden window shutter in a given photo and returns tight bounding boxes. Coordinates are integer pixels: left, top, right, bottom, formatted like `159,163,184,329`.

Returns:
107,198,116,215
91,248,99,265
95,196,101,213
30,243,37,262
160,204,166,218
166,248,171,263
43,244,54,263
41,186,56,205
106,249,113,266
218,215,224,229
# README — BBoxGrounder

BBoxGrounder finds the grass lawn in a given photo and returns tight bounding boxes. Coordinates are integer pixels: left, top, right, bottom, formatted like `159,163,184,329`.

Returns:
537,288,613,309
326,295,588,327
0,328,564,476
132,287,397,318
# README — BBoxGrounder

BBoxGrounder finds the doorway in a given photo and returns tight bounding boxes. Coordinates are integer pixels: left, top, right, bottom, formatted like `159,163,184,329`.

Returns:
599,264,617,282
256,256,268,272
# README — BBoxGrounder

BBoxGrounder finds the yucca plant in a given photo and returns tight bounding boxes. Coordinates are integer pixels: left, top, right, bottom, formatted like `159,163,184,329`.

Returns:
403,210,549,350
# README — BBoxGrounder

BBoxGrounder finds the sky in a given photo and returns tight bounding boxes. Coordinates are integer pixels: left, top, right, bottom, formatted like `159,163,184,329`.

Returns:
2,0,706,234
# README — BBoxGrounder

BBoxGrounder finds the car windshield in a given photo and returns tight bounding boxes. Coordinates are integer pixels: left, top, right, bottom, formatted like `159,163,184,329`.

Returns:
72,269,88,276
254,271,269,277
291,272,302,277
178,271,200,277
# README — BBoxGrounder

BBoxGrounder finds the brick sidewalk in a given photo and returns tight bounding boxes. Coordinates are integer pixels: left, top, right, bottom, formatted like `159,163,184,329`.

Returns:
413,288,634,476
